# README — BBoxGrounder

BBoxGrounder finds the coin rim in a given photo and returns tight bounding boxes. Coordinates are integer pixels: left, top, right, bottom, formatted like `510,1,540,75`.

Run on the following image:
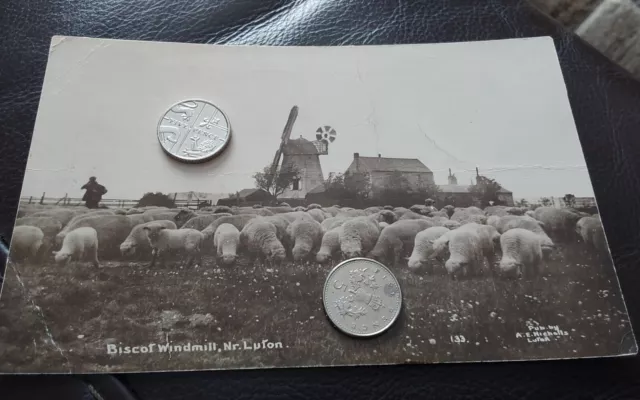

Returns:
156,99,232,163
323,257,403,338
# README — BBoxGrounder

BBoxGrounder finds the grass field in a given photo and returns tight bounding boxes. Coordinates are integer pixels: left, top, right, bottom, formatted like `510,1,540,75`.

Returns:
0,241,633,373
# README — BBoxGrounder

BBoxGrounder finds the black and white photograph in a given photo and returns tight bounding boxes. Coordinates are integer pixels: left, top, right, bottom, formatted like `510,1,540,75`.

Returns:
0,36,635,373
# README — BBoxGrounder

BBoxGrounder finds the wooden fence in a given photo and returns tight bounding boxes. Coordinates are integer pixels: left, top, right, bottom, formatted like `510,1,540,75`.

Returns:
20,193,212,210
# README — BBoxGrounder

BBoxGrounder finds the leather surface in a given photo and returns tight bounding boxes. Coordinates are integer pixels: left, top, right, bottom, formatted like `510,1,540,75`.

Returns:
1,0,640,398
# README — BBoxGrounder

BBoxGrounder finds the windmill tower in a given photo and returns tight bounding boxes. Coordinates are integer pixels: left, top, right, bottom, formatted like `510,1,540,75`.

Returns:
270,106,337,200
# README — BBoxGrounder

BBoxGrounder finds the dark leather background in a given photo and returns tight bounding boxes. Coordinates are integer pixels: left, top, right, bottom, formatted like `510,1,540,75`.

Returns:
1,0,640,398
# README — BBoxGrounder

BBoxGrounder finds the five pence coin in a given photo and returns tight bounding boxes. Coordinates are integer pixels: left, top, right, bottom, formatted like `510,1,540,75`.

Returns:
157,100,231,163
323,258,402,337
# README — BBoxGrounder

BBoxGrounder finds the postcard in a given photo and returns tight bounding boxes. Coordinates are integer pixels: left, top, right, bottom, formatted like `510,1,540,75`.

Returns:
0,36,634,373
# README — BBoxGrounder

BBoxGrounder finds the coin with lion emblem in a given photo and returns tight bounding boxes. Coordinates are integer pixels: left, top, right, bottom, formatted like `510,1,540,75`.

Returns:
323,258,402,337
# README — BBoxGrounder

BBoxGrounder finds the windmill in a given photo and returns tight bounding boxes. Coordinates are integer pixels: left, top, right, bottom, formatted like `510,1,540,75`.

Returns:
270,106,337,200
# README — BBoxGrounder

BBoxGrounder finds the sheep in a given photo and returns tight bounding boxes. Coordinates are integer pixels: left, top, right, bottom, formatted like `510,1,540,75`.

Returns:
30,209,75,226
392,207,410,218
307,208,327,223
407,226,450,271
306,203,322,210
432,228,488,277
143,224,203,268
321,206,340,217
368,219,434,265
442,220,461,230
399,210,427,221
53,227,99,267
428,210,449,219
252,204,263,208
126,208,144,215
126,213,155,227
369,210,398,225
499,228,545,278
316,226,343,264
293,206,307,212
259,215,291,244
321,216,349,232
442,205,455,218
427,216,450,226
10,226,44,262
576,216,607,253
383,205,395,211
379,222,390,230
201,214,258,243
173,209,198,228
279,202,291,207
488,215,553,255
409,204,429,215
214,223,240,265
339,216,381,258
525,210,535,218
181,213,232,231
55,215,133,257
278,211,314,223
506,207,527,216
55,210,117,245
14,216,62,259
458,223,501,266
233,207,275,217
287,217,323,261
533,207,582,241
364,206,383,215
451,210,487,225
483,206,510,217
264,206,294,214
214,206,233,214
337,209,367,218
120,220,177,257
240,219,286,264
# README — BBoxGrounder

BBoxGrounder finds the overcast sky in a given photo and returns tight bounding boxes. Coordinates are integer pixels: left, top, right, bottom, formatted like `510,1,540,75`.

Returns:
22,36,595,202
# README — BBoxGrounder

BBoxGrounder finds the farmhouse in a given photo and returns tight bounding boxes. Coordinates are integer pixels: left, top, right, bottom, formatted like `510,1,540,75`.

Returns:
436,169,514,207
345,153,435,195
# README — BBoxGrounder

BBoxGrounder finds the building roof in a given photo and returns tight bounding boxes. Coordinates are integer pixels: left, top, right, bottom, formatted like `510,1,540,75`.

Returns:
438,184,512,194
353,157,432,173
307,183,326,194
236,188,267,198
283,138,319,155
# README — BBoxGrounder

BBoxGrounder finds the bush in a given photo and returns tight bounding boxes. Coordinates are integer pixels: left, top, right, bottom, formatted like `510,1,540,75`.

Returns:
136,192,176,208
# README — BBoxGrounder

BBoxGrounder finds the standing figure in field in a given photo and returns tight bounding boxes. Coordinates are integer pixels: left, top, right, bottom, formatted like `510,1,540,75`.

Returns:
81,176,108,209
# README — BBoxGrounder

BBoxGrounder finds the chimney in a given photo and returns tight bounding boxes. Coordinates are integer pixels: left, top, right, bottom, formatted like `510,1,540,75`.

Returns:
378,153,381,158
354,152,359,159
475,167,480,185
354,153,360,171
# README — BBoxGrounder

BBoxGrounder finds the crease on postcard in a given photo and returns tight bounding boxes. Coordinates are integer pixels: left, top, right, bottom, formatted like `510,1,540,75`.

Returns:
8,262,72,371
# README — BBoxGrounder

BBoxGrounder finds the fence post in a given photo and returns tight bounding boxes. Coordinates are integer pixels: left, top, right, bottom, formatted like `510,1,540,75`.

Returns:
40,192,45,205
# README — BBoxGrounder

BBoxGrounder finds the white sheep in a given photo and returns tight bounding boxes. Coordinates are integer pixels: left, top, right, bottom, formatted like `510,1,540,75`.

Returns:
120,220,177,257
53,227,99,267
11,226,44,262
143,224,203,268
316,226,343,264
287,217,323,261
499,228,545,277
407,226,450,271
214,223,240,265
240,219,287,263
368,219,434,265
339,216,381,258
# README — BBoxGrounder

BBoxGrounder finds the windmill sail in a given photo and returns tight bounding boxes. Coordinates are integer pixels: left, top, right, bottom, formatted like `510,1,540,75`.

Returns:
268,106,299,187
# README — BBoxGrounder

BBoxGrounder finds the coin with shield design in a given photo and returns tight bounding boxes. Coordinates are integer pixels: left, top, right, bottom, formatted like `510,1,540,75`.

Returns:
157,100,231,163
323,258,402,337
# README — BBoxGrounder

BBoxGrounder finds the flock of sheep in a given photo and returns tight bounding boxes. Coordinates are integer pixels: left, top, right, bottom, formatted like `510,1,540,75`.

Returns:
10,201,606,278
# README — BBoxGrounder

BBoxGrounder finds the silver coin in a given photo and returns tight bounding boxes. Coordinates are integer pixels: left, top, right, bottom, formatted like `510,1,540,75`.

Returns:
157,100,231,163
323,258,402,337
